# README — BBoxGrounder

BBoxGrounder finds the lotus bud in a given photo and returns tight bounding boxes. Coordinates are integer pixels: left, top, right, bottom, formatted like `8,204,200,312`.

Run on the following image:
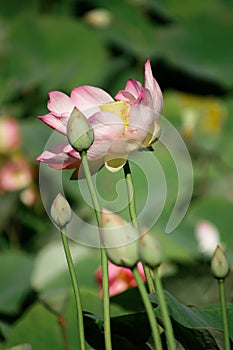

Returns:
139,230,163,268
50,193,72,229
101,209,139,268
211,245,230,280
67,107,94,152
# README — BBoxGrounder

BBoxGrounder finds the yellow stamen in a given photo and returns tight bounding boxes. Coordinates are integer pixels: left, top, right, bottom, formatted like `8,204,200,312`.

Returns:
100,100,130,130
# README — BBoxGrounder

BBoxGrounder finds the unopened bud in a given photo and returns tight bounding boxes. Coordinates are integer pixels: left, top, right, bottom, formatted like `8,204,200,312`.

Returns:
139,230,163,268
211,245,230,279
67,107,94,152
101,209,139,268
50,193,72,229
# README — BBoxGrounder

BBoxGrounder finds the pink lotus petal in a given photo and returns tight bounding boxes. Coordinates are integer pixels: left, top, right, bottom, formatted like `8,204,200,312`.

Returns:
47,91,75,116
114,90,135,104
37,142,81,169
96,261,146,297
37,151,80,170
124,79,143,98
115,79,143,103
135,88,154,110
38,113,68,135
107,138,140,156
144,59,163,114
88,111,124,142
71,86,113,111
126,102,155,143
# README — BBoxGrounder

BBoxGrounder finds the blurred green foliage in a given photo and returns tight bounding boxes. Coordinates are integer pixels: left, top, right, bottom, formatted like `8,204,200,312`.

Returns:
0,0,233,348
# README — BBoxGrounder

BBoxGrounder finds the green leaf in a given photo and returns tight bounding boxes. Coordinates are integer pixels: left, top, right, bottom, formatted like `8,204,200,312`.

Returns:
110,286,144,315
0,193,18,233
1,296,93,350
150,291,233,348
151,0,232,21
93,0,160,59
157,13,233,88
162,263,233,307
0,251,34,314
2,14,108,98
5,345,32,350
0,303,66,350
31,241,100,293
83,311,152,350
0,0,38,17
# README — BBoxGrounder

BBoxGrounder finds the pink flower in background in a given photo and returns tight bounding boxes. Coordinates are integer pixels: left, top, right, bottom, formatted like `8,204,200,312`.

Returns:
96,261,146,297
0,156,34,192
0,117,21,153
37,59,163,174
195,220,220,256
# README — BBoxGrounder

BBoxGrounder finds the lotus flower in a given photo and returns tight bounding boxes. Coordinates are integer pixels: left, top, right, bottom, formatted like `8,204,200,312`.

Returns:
0,156,33,192
96,261,146,297
37,59,163,175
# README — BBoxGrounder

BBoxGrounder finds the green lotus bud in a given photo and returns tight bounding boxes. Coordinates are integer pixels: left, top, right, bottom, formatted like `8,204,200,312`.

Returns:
139,230,163,268
101,209,139,268
50,193,72,229
211,245,230,279
67,107,94,152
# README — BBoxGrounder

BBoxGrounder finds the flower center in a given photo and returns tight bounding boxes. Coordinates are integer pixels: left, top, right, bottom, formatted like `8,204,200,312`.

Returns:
100,100,130,130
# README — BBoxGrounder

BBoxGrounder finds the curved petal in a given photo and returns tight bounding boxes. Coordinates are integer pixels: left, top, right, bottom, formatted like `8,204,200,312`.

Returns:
47,91,75,116
115,79,143,103
105,157,127,173
114,90,135,104
37,151,80,170
107,138,140,157
135,88,154,110
142,119,161,147
37,142,81,169
71,86,113,111
126,101,155,145
88,111,124,142
144,59,163,114
38,113,68,135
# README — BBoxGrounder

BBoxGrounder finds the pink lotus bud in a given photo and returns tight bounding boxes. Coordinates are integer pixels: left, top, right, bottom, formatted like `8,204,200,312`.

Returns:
211,245,230,280
139,230,163,268
67,108,94,152
50,193,72,229
0,117,20,153
101,209,139,268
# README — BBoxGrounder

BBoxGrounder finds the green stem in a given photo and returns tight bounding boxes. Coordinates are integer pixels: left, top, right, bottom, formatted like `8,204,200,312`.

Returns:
133,267,162,350
80,151,112,350
60,229,86,350
218,279,230,350
123,161,155,293
153,268,176,350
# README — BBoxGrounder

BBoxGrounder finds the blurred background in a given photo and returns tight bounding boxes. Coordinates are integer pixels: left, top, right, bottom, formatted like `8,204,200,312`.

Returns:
0,0,233,348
